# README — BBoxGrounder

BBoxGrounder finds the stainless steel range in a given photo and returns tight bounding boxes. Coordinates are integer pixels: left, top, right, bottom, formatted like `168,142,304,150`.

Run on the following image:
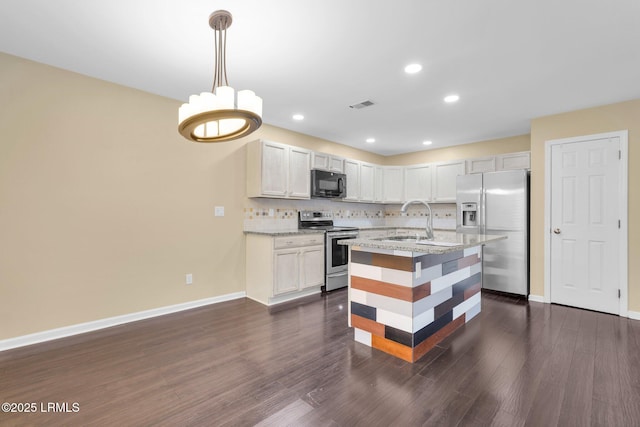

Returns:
298,211,358,291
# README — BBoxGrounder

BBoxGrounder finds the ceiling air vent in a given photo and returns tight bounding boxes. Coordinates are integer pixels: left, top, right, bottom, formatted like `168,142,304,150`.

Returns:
349,100,375,109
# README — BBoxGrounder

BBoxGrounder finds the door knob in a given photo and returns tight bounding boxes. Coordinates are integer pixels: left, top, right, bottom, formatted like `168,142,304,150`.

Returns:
553,228,561,234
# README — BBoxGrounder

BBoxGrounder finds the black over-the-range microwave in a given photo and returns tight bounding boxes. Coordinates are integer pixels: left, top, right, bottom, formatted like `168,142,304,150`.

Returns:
310,169,347,198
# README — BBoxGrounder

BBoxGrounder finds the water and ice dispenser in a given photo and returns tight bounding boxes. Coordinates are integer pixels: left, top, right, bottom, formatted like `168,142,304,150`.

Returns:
460,203,478,227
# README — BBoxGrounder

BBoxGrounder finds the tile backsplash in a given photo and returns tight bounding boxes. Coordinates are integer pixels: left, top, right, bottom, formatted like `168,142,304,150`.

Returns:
243,198,457,231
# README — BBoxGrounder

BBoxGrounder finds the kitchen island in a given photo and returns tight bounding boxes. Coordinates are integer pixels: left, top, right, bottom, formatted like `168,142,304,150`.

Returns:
339,231,505,363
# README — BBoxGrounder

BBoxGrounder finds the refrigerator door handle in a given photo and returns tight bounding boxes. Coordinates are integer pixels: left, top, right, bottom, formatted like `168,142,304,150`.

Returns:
481,187,487,234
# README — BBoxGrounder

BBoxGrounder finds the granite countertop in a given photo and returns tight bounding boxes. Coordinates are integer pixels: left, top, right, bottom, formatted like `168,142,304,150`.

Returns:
356,226,455,231
244,229,325,236
339,231,506,254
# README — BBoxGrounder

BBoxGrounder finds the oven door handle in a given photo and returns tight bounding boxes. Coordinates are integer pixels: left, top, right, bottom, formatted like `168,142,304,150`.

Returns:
327,271,348,278
328,233,358,239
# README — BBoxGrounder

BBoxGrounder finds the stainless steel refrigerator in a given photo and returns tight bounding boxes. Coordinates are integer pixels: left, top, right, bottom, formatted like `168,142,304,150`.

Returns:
456,170,529,296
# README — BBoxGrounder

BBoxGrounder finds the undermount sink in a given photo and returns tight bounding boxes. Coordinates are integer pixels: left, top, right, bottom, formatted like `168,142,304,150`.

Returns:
375,235,461,247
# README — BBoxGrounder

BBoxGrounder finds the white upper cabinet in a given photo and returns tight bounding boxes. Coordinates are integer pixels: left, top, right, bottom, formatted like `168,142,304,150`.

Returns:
467,156,496,174
359,162,376,202
343,159,360,201
311,152,344,173
289,146,312,198
404,164,432,201
343,160,375,203
382,166,404,203
247,140,310,199
497,151,530,170
374,166,384,203
433,161,466,202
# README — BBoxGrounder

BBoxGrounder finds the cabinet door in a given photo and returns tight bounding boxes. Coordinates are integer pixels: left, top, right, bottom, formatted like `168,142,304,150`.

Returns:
382,167,404,203
328,156,344,173
288,147,311,198
467,157,495,174
261,141,288,197
343,159,360,201
374,166,384,202
274,249,299,295
311,152,330,170
299,246,324,289
497,151,530,170
404,164,432,201
433,161,465,202
359,163,375,202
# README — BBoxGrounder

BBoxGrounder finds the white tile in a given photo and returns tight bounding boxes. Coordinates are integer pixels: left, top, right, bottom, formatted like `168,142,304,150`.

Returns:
392,249,413,257
430,266,471,294
414,287,452,314
351,263,382,281
452,292,482,320
464,246,480,257
470,261,481,276
380,267,413,287
366,292,413,315
465,300,481,322
413,264,443,287
377,309,413,333
354,328,372,346
413,308,435,332
350,288,367,305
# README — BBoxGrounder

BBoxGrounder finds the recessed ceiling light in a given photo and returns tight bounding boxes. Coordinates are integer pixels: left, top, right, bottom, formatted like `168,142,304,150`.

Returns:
422,140,433,146
404,63,422,74
366,138,375,143
444,94,460,103
292,114,304,121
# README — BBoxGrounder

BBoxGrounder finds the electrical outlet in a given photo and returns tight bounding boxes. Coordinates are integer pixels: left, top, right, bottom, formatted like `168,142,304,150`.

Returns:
214,206,225,217
268,208,274,217
186,273,193,285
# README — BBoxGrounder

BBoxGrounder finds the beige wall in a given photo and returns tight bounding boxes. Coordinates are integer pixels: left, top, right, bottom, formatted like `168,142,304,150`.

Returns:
0,53,381,340
385,134,531,165
530,99,640,311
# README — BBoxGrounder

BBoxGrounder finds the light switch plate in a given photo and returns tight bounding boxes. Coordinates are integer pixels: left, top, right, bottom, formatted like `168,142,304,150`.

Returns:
214,206,225,217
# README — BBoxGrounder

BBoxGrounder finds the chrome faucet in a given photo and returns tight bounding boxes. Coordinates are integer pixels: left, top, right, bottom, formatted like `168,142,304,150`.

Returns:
400,199,434,240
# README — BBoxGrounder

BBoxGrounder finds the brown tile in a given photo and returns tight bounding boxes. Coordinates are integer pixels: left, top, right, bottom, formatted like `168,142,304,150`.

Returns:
351,276,413,302
371,335,413,363
413,316,465,362
412,281,432,301
458,254,481,269
351,314,385,337
464,282,481,300
371,253,414,272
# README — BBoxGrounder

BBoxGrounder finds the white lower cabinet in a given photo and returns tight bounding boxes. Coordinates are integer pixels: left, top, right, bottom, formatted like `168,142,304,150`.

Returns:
246,233,325,305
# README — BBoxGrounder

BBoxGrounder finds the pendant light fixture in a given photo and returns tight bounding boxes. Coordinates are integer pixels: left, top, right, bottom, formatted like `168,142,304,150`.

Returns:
178,10,262,143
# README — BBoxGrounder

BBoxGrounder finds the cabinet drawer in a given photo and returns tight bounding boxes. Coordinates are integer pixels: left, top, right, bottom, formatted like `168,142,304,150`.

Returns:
274,234,325,249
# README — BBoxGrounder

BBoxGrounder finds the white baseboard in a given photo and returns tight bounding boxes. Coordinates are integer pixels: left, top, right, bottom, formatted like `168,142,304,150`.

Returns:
0,291,246,352
528,294,545,303
628,310,640,320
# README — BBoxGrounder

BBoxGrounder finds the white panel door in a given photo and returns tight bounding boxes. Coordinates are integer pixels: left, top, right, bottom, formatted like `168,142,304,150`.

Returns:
261,141,287,196
404,164,432,201
550,137,620,314
288,147,310,198
359,163,375,202
299,246,324,289
344,159,360,201
274,249,299,295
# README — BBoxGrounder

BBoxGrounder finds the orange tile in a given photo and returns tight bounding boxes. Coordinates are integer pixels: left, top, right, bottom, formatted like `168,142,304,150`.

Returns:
351,276,414,302
351,314,385,337
371,335,413,363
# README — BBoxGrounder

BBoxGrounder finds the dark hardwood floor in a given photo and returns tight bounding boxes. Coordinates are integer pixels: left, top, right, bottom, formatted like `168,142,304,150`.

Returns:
1,290,639,426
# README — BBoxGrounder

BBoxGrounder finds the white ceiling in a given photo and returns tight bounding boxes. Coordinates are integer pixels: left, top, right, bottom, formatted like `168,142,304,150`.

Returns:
1,0,639,155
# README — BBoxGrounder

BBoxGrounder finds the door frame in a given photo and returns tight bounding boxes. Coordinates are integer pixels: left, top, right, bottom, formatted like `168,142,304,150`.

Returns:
543,130,628,316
